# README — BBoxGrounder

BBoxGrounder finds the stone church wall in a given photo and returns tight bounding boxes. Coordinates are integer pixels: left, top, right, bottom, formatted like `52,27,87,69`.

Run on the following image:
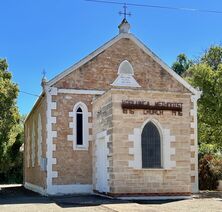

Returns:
24,34,198,195
24,95,47,189
92,92,113,192
51,93,93,185
53,38,188,94
97,89,196,196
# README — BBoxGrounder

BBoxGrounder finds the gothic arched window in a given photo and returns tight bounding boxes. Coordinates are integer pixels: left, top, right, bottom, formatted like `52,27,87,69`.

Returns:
72,102,89,150
76,107,83,145
141,122,161,168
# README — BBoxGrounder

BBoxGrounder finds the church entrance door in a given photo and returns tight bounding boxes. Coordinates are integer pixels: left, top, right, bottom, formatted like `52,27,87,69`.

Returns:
95,136,108,193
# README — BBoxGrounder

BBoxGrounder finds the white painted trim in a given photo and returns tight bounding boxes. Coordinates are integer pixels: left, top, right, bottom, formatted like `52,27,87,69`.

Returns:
24,182,46,196
191,146,196,152
111,74,141,87
24,91,44,124
95,130,110,193
25,182,92,196
111,88,192,96
51,102,57,110
190,95,199,193
45,86,58,194
67,135,74,141
191,171,196,177
128,128,141,169
47,184,93,195
111,60,141,87
46,33,199,95
190,109,195,116
58,89,105,95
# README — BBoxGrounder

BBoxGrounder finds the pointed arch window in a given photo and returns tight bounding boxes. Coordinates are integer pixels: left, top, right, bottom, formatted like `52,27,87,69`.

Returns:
76,107,83,145
72,102,89,150
141,122,162,168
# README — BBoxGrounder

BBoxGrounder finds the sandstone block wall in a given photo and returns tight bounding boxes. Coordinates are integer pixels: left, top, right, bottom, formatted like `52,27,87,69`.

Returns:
53,38,188,94
51,93,93,185
92,92,113,192
24,35,198,195
24,95,47,188
94,89,194,195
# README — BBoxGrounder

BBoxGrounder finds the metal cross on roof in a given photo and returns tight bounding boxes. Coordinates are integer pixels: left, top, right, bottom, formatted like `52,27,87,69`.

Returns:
119,3,131,19
42,69,46,79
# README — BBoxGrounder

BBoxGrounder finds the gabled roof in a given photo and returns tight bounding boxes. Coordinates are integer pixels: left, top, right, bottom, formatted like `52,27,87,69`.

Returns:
47,32,200,96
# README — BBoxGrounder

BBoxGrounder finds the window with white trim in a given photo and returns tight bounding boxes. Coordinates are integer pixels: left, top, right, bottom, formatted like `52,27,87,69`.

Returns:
141,122,162,168
76,107,83,145
73,102,89,150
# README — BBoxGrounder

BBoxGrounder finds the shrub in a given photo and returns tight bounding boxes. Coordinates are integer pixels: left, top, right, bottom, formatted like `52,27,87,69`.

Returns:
199,143,219,156
0,132,23,184
199,154,222,190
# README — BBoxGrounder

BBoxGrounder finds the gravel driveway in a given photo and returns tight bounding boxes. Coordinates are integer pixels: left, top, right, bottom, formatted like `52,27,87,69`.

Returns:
0,185,221,212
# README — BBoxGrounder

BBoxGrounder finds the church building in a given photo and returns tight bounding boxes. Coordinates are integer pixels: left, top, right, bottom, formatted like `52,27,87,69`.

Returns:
24,19,201,197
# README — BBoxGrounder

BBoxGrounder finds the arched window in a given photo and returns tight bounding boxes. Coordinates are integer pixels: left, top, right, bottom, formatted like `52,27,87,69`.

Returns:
76,107,83,145
141,122,161,168
72,102,89,150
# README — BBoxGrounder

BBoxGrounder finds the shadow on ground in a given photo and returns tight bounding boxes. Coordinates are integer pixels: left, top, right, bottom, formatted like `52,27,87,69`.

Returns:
0,185,51,205
0,185,196,208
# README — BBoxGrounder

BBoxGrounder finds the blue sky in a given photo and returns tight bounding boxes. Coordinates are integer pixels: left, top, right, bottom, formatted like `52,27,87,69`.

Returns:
0,0,222,115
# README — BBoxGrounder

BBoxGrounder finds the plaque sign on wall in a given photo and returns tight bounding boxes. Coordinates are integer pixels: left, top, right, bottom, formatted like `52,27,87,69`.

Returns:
121,100,183,116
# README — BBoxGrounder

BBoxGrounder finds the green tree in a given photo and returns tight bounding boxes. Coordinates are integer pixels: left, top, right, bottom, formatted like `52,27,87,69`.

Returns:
185,45,222,149
201,45,222,71
172,53,192,76
0,58,22,183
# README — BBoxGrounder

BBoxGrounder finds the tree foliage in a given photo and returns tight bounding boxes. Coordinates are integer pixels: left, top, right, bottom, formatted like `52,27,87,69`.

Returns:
173,46,222,190
185,45,222,149
201,46,222,71
172,53,192,76
0,58,23,183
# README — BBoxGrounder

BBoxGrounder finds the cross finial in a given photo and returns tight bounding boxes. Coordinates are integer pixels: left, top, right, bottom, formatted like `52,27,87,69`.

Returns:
42,69,46,79
41,69,47,88
119,3,131,19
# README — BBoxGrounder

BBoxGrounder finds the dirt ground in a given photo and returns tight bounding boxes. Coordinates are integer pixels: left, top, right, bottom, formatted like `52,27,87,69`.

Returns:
0,185,221,212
